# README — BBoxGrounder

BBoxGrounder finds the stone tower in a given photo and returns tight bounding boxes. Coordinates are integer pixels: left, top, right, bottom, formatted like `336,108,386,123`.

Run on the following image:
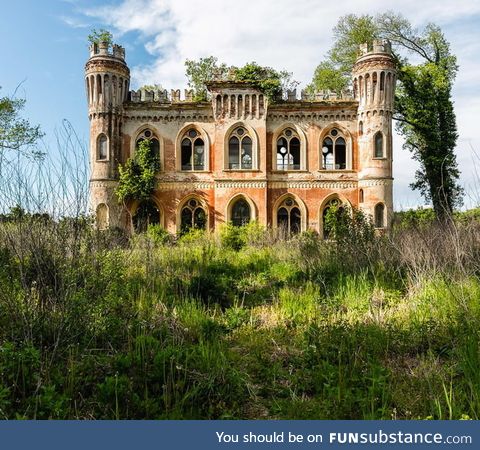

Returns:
353,40,396,228
85,40,130,229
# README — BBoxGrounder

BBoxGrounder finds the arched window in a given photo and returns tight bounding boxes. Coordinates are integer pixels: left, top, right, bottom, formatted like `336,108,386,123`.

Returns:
276,128,301,171
96,203,108,230
231,198,251,226
133,200,161,233
359,189,364,203
358,121,363,136
374,203,385,228
136,129,161,168
228,127,252,170
181,129,204,171
374,131,384,158
97,134,108,160
321,128,346,170
276,197,301,235
322,198,346,239
180,198,207,233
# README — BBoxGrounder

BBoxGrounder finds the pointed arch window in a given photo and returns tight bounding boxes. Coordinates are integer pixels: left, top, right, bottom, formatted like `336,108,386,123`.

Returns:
136,129,161,169
180,198,207,233
96,203,109,230
276,128,301,171
181,129,205,171
322,198,347,239
231,198,251,227
133,200,161,233
374,203,385,228
97,134,108,160
374,131,384,158
228,127,253,170
276,197,302,235
321,128,346,170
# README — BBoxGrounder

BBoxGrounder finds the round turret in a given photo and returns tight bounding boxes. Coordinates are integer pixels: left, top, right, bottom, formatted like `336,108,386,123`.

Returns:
85,40,130,229
352,40,396,229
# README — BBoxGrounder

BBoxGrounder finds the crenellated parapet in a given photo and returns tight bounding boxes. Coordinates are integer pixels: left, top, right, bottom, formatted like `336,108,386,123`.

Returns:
85,40,130,113
285,89,354,102
129,88,196,103
352,39,396,113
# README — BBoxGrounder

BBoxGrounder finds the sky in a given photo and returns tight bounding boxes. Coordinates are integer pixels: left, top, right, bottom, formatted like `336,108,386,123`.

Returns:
1,0,479,210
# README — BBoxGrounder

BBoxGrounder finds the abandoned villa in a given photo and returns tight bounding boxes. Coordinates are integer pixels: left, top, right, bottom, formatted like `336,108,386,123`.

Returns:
85,39,396,236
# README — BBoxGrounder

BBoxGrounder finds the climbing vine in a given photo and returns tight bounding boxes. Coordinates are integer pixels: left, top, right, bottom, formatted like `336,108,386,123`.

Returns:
116,139,160,203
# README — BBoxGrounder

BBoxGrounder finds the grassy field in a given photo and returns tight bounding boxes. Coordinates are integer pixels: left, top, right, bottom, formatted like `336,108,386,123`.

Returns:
0,212,479,419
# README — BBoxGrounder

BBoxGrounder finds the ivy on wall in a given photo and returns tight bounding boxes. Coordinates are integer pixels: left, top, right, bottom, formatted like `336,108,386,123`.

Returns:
116,139,160,203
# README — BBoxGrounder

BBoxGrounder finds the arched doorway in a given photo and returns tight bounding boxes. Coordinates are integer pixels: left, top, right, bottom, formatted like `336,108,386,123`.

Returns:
132,200,160,233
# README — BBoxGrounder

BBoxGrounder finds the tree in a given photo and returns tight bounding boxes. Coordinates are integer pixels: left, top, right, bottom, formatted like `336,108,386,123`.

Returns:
306,61,349,94
88,29,113,47
310,13,462,218
0,87,43,152
185,56,229,101
185,57,298,101
116,139,160,203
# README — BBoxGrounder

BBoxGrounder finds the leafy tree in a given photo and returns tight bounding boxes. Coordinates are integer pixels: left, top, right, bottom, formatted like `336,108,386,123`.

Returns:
310,13,462,218
116,139,160,202
185,57,298,101
185,56,229,101
88,29,113,47
232,62,297,100
329,14,379,75
0,87,43,152
305,61,348,94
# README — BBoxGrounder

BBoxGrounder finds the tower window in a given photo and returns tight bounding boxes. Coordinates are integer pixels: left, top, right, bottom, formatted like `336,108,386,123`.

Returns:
321,128,347,170
96,203,109,230
276,128,301,171
228,127,253,170
97,134,108,160
181,129,205,171
374,131,384,158
374,203,385,228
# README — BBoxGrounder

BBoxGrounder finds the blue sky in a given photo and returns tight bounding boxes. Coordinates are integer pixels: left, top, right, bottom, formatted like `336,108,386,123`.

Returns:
1,0,480,209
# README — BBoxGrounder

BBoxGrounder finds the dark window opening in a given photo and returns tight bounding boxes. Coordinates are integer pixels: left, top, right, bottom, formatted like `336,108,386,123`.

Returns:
374,132,384,158
133,201,160,233
276,197,302,235
375,203,385,228
231,199,251,227
180,199,207,234
276,129,301,170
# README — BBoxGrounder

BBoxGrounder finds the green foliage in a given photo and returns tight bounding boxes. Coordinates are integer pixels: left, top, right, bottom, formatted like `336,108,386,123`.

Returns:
396,54,462,216
329,14,379,75
88,29,113,46
185,57,298,101
0,87,43,153
1,212,480,418
231,62,297,100
306,61,348,94
116,139,160,203
145,224,172,245
314,13,462,218
185,56,229,101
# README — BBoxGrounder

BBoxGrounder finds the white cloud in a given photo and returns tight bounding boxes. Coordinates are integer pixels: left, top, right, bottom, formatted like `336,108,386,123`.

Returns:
81,0,480,208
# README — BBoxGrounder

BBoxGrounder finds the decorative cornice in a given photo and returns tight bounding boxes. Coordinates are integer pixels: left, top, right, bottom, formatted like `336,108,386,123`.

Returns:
215,180,268,189
268,180,357,189
156,181,214,190
358,178,393,187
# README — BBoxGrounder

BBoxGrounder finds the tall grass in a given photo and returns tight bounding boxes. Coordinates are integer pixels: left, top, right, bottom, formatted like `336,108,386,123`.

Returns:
0,210,479,419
